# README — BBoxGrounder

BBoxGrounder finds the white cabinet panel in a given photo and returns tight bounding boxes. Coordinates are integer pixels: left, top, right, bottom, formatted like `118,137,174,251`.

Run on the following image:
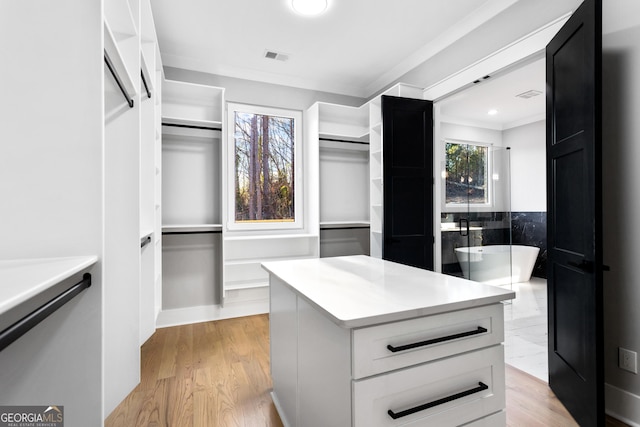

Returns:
352,345,505,427
352,304,504,379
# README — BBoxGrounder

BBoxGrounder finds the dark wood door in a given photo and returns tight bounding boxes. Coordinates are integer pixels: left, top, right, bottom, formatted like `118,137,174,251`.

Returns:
382,95,434,270
546,0,603,425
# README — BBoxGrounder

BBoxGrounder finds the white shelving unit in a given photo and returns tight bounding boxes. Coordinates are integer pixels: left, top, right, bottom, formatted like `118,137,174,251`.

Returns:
312,102,372,258
162,80,224,129
221,104,321,308
223,234,319,304
103,0,148,418
138,0,162,347
160,80,225,324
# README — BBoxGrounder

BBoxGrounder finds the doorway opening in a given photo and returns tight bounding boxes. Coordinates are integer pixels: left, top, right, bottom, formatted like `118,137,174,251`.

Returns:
434,56,548,382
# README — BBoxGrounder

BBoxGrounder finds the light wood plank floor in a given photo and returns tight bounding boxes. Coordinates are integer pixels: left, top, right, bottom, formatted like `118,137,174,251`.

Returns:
106,314,628,427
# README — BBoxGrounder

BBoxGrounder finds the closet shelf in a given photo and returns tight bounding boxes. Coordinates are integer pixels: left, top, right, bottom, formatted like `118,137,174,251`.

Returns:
320,221,370,229
161,116,222,131
223,233,318,242
0,256,97,319
224,280,269,292
319,139,369,152
224,255,317,267
162,224,222,234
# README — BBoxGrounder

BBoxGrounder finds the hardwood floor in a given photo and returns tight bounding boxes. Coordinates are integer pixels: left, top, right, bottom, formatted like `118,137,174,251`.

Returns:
106,314,628,427
106,315,282,427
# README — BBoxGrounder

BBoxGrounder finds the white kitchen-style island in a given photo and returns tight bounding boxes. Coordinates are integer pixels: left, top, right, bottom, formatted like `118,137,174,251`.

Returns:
262,255,516,427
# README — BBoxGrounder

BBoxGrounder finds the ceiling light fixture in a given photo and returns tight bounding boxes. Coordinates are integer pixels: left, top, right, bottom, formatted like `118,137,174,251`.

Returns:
488,109,498,116
291,0,327,16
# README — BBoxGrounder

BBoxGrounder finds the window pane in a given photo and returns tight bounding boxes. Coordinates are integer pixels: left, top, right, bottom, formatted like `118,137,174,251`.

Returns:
445,143,488,204
234,112,295,222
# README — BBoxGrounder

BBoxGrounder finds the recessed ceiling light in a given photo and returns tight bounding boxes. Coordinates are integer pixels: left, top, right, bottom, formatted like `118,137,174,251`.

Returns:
488,109,498,116
291,0,327,16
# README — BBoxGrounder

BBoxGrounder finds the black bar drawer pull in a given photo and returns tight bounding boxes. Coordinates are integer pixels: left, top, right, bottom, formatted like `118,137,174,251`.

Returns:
387,326,487,353
388,381,489,420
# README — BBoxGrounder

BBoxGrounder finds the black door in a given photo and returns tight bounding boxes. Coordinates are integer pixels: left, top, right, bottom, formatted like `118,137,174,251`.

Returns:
382,96,434,270
546,0,603,425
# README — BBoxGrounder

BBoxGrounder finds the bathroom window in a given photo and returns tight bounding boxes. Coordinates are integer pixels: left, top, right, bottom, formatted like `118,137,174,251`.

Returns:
226,102,302,230
444,141,489,205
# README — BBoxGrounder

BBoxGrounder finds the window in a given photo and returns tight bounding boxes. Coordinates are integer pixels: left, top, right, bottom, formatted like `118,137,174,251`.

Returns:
444,141,489,205
226,103,302,230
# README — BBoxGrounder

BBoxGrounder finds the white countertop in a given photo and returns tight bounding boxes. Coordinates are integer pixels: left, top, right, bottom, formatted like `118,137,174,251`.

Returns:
262,255,515,328
0,256,98,317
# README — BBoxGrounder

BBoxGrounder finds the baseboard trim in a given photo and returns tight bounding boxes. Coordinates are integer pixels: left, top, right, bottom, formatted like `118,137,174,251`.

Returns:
156,301,269,328
605,382,640,426
270,391,292,427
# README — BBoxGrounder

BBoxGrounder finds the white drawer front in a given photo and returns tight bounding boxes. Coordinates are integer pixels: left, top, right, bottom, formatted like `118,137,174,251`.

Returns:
465,410,505,426
352,304,504,379
353,345,505,427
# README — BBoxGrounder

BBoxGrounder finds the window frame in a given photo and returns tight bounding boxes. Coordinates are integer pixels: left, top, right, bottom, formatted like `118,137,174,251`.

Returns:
443,139,494,210
225,102,303,231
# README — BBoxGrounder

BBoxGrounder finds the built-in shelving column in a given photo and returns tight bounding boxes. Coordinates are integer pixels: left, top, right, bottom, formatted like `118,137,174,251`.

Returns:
139,0,161,346
316,102,371,257
159,80,225,326
104,0,142,417
369,97,383,258
221,104,320,311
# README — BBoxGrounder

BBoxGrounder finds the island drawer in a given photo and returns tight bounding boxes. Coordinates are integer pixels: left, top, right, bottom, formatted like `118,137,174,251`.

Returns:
352,344,505,427
352,304,504,379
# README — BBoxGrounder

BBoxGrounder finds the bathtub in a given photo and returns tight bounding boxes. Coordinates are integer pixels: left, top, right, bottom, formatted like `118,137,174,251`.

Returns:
454,245,540,285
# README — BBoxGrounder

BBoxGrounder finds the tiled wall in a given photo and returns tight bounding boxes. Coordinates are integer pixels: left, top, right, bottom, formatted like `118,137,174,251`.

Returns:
441,211,547,279
511,212,547,279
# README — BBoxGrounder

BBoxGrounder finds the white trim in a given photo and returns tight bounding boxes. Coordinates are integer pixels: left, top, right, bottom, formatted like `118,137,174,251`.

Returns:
225,102,303,231
429,14,570,272
156,301,269,328
423,13,572,101
605,383,640,426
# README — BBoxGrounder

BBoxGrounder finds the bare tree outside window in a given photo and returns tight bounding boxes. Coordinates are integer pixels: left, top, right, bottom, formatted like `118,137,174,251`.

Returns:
233,111,295,222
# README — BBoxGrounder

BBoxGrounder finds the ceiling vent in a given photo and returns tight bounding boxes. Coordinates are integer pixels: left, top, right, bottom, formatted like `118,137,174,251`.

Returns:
516,90,543,99
264,50,289,62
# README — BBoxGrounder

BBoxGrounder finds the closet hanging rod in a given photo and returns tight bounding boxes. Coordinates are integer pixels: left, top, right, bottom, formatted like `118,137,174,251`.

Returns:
141,70,151,99
319,137,369,145
162,123,222,132
0,273,92,352
320,225,371,230
140,235,152,248
162,230,222,235
104,53,134,108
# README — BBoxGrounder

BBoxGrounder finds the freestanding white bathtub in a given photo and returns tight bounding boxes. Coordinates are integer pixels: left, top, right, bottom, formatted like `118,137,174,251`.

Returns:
454,245,540,285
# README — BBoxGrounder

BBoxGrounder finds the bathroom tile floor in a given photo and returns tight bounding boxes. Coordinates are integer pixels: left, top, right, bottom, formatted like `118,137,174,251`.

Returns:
501,277,548,382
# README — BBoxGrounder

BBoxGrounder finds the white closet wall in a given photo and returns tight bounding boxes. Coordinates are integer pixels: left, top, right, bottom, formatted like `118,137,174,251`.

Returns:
0,0,162,423
0,2,103,425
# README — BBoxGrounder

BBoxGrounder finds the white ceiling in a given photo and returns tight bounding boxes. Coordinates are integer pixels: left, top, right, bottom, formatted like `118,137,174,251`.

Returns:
150,0,521,98
439,57,546,130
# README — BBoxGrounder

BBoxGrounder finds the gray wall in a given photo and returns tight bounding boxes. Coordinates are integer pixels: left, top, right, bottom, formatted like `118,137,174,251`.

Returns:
503,120,546,212
602,0,640,418
164,66,365,110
